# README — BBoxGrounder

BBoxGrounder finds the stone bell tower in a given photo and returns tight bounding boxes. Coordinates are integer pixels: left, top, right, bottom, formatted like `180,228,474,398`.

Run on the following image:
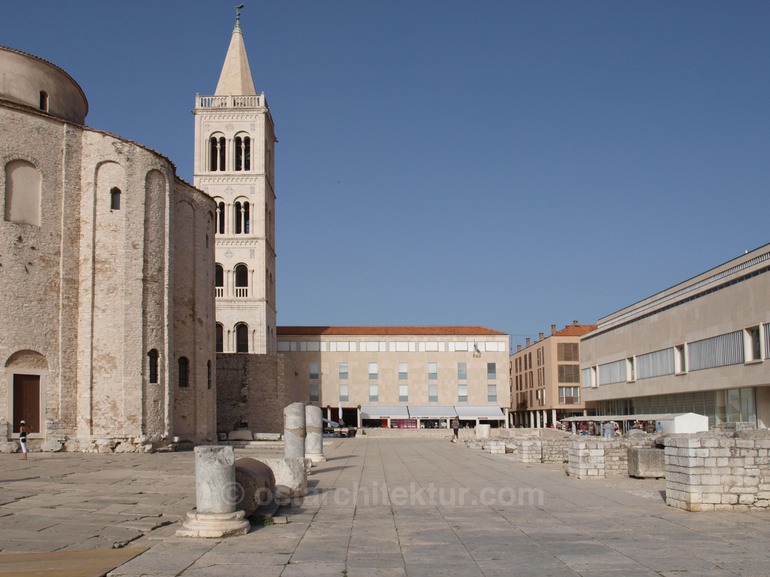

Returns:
193,9,277,354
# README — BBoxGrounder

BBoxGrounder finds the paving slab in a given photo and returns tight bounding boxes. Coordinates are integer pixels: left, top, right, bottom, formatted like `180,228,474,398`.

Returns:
2,439,770,576
0,547,146,577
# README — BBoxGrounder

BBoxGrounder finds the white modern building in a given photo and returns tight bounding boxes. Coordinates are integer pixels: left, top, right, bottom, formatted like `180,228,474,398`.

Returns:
278,326,511,429
581,244,770,428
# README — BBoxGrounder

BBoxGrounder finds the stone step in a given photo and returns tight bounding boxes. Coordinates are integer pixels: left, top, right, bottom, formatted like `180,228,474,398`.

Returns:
220,441,284,450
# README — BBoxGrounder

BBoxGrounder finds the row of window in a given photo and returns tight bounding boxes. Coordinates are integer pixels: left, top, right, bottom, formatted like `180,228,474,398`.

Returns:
214,265,274,302
146,349,212,389
513,363,581,392
515,385,583,409
206,133,275,178
582,324,769,387
216,323,250,353
307,361,498,382
214,200,274,239
309,383,499,404
216,201,250,234
512,342,580,374
209,135,251,172
278,340,507,353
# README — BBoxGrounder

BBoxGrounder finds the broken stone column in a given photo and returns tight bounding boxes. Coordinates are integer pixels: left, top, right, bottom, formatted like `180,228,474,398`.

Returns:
234,458,277,517
305,404,325,463
284,402,306,460
176,445,250,538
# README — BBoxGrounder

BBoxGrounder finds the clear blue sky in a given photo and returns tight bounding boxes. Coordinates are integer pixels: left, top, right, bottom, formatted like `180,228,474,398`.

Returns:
5,1,770,347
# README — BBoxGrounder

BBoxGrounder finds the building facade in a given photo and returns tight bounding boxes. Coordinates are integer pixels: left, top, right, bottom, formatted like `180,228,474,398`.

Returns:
194,15,278,355
581,244,770,428
277,327,511,429
0,46,217,450
510,322,597,428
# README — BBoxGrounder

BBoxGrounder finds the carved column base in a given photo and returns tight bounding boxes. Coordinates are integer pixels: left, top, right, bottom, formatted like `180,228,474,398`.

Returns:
306,452,326,463
176,510,250,538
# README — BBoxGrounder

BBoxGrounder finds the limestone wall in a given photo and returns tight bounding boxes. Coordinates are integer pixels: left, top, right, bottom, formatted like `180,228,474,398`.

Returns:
665,430,770,511
1,61,216,450
567,439,648,479
216,353,302,434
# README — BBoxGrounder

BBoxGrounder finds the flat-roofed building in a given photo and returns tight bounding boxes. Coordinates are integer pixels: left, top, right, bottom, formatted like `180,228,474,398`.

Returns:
510,322,597,428
580,244,770,428
277,326,510,429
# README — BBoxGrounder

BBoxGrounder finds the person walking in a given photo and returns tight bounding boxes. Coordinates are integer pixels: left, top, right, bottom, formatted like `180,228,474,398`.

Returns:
451,416,460,443
19,420,28,460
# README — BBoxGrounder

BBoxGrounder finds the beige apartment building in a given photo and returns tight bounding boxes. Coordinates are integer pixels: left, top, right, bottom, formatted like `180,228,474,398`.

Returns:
580,243,770,428
277,327,511,429
510,322,597,428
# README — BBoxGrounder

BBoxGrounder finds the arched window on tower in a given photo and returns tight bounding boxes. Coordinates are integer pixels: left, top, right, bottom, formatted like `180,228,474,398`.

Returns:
216,201,225,234
215,264,224,297
209,136,226,171
235,135,251,171
233,201,250,234
234,202,242,234
235,264,248,298
236,323,249,353
216,323,224,353
39,91,49,112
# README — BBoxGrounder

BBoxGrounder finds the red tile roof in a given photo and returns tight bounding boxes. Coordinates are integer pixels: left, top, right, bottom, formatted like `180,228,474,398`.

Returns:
277,326,507,337
554,324,597,337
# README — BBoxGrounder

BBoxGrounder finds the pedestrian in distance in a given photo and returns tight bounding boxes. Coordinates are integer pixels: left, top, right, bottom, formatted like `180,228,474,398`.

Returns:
19,420,28,460
451,416,460,443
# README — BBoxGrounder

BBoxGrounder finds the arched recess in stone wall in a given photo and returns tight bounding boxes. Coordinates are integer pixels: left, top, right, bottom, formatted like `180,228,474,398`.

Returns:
143,168,168,440
4,350,48,436
90,160,127,437
4,159,42,226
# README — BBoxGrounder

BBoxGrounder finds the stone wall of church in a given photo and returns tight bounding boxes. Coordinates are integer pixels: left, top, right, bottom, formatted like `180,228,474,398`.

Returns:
1,47,217,450
0,103,77,443
216,353,304,434
170,178,217,444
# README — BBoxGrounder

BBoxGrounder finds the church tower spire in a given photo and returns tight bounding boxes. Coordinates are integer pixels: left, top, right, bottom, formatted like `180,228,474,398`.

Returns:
193,9,278,355
215,6,257,96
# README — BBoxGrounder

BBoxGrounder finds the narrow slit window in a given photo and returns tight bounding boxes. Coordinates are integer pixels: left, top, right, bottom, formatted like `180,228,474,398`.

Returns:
110,187,121,210
178,357,189,388
217,202,225,234
39,91,49,112
148,349,159,384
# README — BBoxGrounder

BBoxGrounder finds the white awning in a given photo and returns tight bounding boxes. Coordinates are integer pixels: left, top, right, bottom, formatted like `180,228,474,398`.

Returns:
407,405,457,418
454,405,506,419
360,405,410,419
561,413,690,423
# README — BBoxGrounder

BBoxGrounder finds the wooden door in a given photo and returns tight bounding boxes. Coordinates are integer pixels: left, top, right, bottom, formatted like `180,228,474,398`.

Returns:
13,374,40,433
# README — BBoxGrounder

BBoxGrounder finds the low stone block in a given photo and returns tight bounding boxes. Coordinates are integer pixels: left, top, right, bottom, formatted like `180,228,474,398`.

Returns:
0,441,19,453
228,430,254,441
628,447,665,478
259,457,307,502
